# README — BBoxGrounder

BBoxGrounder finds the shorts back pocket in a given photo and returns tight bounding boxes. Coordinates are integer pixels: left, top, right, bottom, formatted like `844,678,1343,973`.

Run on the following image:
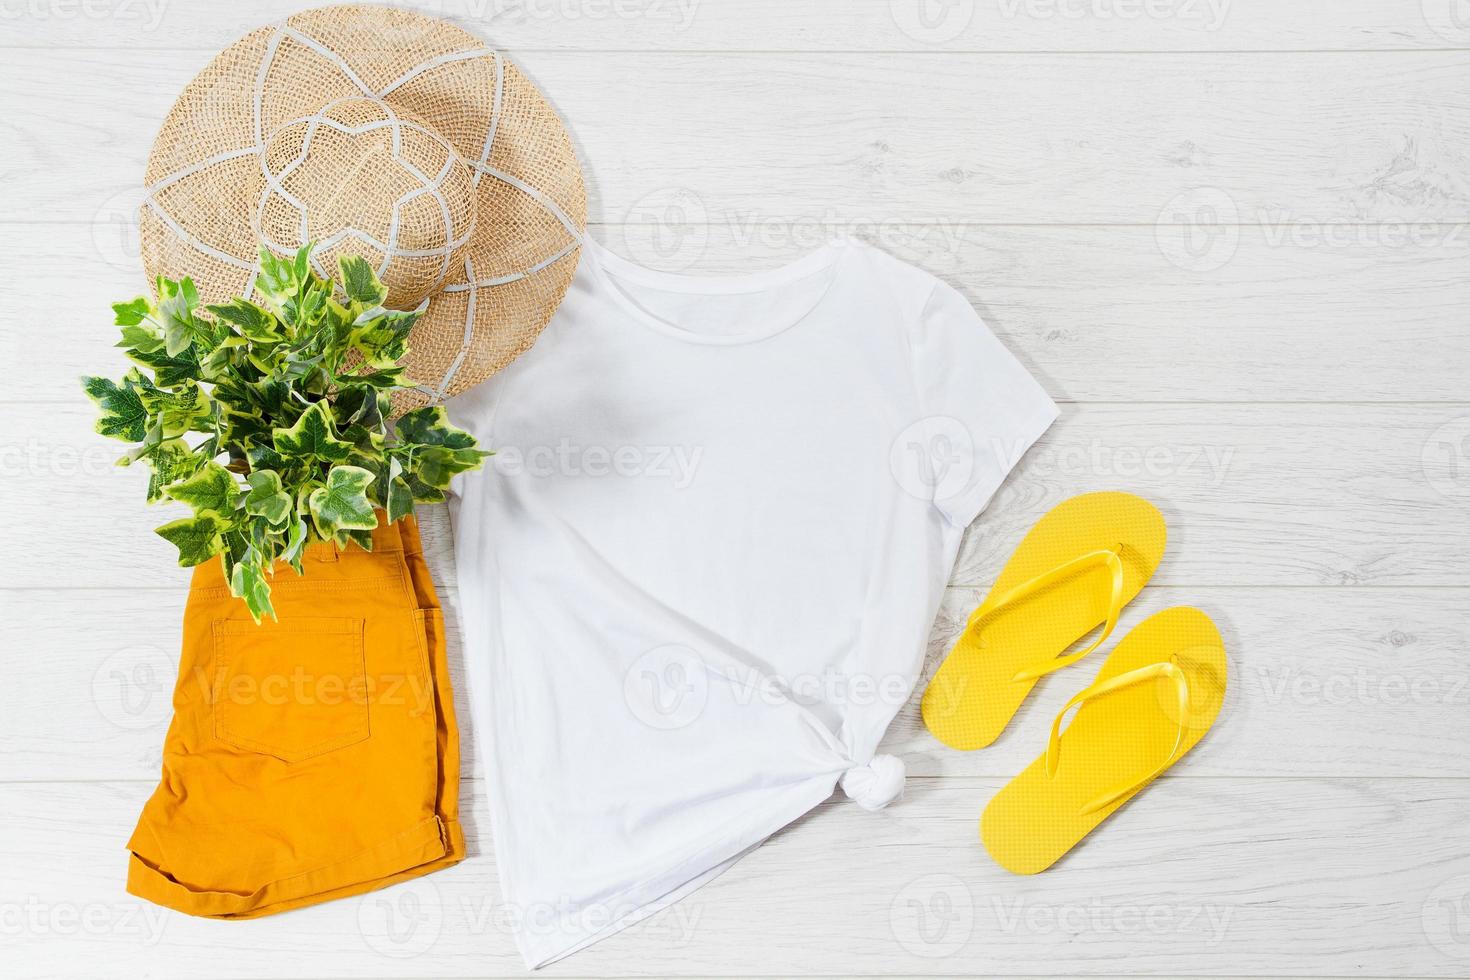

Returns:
213,617,369,763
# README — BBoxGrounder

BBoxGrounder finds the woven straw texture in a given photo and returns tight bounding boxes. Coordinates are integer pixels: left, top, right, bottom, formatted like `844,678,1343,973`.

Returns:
140,4,587,413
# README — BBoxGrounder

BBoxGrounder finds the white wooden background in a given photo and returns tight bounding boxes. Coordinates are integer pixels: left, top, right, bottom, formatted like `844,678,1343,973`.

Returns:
3,0,1470,976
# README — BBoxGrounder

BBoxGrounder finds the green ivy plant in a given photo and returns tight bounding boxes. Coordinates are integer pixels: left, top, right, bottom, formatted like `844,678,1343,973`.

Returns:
82,246,489,622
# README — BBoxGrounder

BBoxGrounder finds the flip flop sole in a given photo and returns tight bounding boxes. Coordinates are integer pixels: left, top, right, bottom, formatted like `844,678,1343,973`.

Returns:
981,606,1228,874
922,491,1166,750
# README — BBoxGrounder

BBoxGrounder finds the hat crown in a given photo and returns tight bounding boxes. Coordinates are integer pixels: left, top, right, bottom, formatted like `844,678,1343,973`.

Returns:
254,96,477,308
142,6,588,414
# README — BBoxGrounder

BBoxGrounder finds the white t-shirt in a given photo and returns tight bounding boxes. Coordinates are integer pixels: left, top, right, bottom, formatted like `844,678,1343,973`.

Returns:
447,238,1057,967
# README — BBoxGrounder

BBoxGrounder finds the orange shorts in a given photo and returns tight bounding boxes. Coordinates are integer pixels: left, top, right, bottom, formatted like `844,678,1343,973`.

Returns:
126,514,463,917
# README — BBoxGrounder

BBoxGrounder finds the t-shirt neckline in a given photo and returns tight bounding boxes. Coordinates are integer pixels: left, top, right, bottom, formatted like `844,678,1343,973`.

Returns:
581,237,852,345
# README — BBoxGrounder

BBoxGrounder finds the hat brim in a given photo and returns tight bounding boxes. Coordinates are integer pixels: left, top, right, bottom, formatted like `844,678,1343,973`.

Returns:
139,4,587,414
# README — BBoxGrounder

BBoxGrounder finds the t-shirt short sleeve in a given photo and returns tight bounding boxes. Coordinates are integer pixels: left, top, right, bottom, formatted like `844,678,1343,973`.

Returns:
906,278,1059,528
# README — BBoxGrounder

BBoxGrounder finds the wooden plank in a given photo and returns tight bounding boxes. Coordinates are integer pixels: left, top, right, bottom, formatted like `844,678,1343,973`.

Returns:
0,0,1460,52
898,585,1470,779
4,583,1466,783
5,49,1470,224
12,222,1470,405
11,402,1468,589
0,581,479,783
951,402,1470,588
0,777,1463,977
8,6,1466,980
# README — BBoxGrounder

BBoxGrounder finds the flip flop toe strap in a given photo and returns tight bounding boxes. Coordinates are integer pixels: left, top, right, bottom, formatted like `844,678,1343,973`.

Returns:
1044,660,1191,816
963,547,1127,684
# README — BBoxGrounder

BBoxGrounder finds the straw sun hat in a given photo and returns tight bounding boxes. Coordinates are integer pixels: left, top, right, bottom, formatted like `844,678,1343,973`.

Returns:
140,4,587,412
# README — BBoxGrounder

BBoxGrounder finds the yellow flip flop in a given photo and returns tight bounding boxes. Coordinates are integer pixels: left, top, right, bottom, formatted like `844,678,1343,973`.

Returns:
981,606,1228,874
922,492,1166,750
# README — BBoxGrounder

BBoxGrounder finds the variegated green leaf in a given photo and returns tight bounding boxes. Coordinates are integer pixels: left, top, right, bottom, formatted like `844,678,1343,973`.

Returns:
137,378,211,438
415,445,487,487
135,438,204,503
244,469,291,525
229,548,276,623
209,298,283,343
335,385,386,429
395,405,480,450
158,276,202,356
115,297,164,353
350,365,410,388
155,514,225,567
282,281,327,330
82,372,149,442
336,527,375,553
350,308,417,368
339,254,388,306
128,343,202,388
246,442,288,474
384,456,414,524
91,244,494,624
113,296,153,326
254,246,303,311
117,324,164,353
307,465,378,538
341,424,384,455
272,401,353,463
402,470,447,504
164,461,238,519
280,516,309,574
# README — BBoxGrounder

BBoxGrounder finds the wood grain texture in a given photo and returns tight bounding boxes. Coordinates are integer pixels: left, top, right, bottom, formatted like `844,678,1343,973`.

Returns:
4,49,1470,224
3,0,1463,52
8,402,1467,590
1,777,1467,977
12,222,1470,404
4,2,1469,976
6,582,1468,783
